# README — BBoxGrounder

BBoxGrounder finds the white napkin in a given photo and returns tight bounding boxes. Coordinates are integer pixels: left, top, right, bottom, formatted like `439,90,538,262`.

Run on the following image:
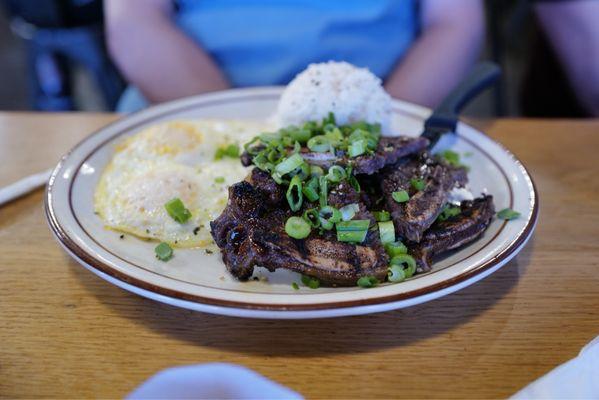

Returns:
512,335,599,399
128,363,303,400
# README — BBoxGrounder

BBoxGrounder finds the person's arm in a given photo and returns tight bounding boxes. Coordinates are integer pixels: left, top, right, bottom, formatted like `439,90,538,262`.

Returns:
384,0,484,108
535,0,599,117
104,0,229,103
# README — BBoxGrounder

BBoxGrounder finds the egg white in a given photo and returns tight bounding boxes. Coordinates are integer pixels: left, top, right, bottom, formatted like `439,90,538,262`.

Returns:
94,119,272,248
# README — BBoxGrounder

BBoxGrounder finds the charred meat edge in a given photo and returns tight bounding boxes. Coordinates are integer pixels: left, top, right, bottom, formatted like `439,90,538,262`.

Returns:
381,155,468,243
211,179,389,286
242,136,429,175
246,168,285,205
408,195,495,273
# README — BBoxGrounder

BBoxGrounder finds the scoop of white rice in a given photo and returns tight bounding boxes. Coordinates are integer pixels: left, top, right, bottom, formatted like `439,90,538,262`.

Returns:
276,61,392,132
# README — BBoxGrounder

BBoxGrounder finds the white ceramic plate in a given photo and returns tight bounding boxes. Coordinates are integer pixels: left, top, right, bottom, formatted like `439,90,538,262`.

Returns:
45,87,538,319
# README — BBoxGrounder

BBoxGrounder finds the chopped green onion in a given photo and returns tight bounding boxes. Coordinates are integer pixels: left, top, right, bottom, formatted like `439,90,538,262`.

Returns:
301,275,320,289
340,203,360,221
307,135,330,153
259,132,280,144
346,166,361,192
439,150,461,167
267,148,282,163
243,136,262,155
323,123,336,132
286,175,303,212
291,162,310,180
252,152,272,171
302,177,320,202
337,230,367,243
275,153,304,175
285,216,311,239
357,276,379,288
373,210,390,222
437,204,461,221
349,122,371,133
384,241,408,257
303,121,318,132
214,143,240,160
387,264,406,283
497,208,520,220
410,178,426,191
300,162,312,179
322,112,336,126
292,282,300,290
349,129,377,152
326,165,346,183
390,254,417,278
290,128,311,143
282,136,294,148
320,218,334,231
244,118,385,183
216,144,239,160
310,165,324,177
348,175,361,192
325,128,344,147
243,119,388,219
319,175,328,208
365,135,378,150
392,190,410,203
303,208,321,228
271,172,284,185
337,219,370,230
378,220,395,244
348,129,368,143
164,198,192,224
336,220,370,243
319,206,342,230
292,141,302,154
155,242,173,261
214,176,225,184
348,139,367,158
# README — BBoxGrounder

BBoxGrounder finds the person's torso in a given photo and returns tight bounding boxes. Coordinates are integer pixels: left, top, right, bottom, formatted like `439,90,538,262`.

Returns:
175,0,419,86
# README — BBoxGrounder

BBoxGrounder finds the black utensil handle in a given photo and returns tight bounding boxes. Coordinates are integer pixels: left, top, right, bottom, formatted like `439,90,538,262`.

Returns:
424,61,501,131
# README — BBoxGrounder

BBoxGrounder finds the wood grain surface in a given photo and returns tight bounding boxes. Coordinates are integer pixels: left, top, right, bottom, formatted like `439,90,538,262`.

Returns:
1,113,598,399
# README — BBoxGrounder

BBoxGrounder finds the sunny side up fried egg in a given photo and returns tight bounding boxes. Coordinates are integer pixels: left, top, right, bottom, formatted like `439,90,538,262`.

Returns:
94,120,271,248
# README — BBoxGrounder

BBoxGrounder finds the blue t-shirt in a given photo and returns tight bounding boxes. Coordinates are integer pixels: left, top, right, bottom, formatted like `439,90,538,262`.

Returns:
118,0,419,111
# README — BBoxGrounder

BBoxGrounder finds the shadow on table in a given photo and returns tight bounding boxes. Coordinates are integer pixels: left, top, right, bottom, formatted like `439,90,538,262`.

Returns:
71,239,534,357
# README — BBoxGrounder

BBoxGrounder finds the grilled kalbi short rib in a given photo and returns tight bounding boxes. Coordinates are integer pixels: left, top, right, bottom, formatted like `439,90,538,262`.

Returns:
241,136,430,175
213,135,495,285
210,175,389,286
380,154,468,243
408,195,495,272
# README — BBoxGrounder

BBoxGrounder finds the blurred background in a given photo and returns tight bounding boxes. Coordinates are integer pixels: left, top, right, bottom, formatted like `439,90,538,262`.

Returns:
0,0,595,117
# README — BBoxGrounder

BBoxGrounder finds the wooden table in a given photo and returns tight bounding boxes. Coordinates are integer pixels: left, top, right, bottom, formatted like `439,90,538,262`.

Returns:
1,113,598,399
